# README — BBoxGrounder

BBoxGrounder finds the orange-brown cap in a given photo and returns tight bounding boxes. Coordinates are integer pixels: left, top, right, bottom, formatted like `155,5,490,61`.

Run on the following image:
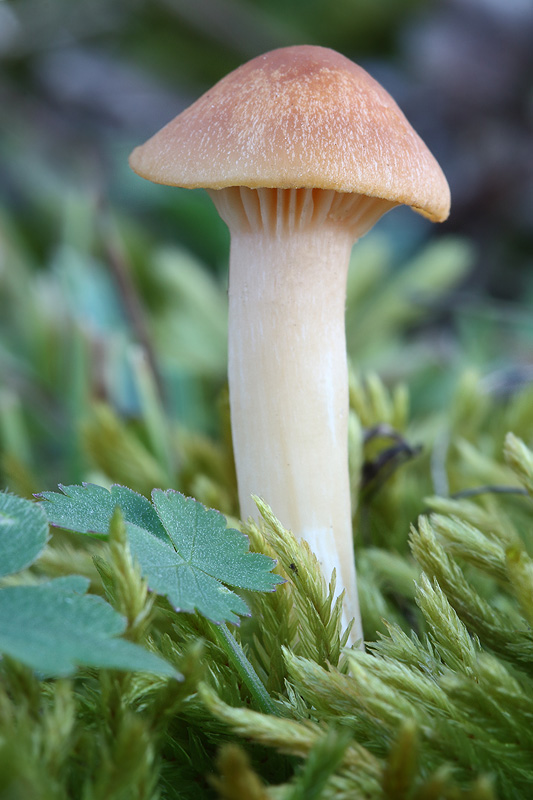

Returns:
129,45,450,222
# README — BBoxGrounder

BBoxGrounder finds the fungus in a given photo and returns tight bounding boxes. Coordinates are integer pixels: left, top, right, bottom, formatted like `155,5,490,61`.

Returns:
129,45,450,644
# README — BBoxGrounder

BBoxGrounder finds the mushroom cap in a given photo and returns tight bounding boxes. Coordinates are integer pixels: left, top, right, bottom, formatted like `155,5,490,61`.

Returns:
129,45,450,222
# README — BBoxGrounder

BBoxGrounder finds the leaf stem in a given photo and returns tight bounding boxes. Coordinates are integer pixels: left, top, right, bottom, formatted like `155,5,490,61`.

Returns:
214,622,280,717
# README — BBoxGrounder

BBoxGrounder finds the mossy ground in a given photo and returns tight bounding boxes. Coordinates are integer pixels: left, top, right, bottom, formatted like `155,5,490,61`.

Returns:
3,350,533,797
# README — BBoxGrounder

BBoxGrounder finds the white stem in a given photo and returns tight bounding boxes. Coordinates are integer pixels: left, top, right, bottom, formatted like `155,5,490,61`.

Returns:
210,187,393,646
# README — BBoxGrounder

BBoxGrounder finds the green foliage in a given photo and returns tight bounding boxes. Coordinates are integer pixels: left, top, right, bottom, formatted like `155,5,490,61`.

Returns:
248,500,352,664
82,403,171,496
5,388,533,797
197,426,533,799
346,235,474,371
0,576,178,678
40,483,283,624
210,744,271,800
0,494,177,679
0,491,48,577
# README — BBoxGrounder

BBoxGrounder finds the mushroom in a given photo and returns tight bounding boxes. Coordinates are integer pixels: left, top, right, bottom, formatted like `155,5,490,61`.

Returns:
129,45,450,644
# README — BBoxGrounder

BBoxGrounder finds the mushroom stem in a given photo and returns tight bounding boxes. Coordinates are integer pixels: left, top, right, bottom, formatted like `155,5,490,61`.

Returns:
210,186,395,645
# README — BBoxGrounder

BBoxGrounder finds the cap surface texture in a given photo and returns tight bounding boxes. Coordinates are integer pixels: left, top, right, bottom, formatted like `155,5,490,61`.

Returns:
129,45,450,222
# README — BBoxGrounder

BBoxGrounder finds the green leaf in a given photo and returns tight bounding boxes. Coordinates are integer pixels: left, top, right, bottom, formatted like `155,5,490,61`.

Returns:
40,484,284,625
0,576,180,678
37,483,168,542
0,492,49,577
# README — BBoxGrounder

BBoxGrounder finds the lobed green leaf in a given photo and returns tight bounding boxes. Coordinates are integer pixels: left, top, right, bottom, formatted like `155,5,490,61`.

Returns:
40,483,284,625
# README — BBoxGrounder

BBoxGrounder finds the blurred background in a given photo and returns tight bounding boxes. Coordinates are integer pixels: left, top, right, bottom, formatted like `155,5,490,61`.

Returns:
1,0,533,504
